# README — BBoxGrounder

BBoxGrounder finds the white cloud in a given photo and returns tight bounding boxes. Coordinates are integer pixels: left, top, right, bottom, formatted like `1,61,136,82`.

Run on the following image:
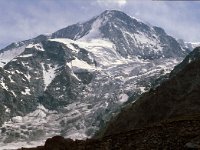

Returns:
97,0,127,7
123,1,200,42
0,0,95,48
0,0,200,49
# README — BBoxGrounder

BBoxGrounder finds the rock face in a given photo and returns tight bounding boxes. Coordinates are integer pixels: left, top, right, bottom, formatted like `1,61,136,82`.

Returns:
103,47,200,136
0,10,188,148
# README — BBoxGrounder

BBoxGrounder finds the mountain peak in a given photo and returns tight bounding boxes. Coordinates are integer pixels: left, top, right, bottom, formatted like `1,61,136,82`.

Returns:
50,10,186,59
98,9,135,23
100,10,126,16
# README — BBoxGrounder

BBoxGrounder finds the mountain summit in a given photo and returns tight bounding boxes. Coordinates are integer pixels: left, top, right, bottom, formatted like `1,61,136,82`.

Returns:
52,10,186,59
0,10,188,149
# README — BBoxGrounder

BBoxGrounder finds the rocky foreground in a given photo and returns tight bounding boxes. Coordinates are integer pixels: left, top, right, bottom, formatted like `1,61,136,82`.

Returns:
19,115,200,150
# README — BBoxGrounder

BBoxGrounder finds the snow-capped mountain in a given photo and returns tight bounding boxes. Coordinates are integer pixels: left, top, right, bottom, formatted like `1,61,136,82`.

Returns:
52,10,186,59
0,10,188,148
177,39,200,52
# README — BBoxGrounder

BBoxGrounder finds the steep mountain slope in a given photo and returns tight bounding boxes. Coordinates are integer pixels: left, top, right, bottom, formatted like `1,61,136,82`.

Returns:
0,35,49,67
0,10,187,148
103,46,200,137
178,39,200,52
53,10,186,59
171,46,200,76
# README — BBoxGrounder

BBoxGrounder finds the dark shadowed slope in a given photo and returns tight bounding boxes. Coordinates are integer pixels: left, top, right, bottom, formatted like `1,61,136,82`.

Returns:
19,115,200,150
103,47,200,136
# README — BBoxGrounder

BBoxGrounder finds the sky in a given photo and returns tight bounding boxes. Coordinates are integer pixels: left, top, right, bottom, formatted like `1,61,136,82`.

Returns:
0,0,200,49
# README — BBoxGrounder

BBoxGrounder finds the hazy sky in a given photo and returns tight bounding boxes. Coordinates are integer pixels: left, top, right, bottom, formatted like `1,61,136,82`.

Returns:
0,0,200,49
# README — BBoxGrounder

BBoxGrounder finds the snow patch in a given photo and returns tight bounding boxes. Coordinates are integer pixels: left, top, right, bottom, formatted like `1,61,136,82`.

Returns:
187,42,200,49
66,132,87,140
12,116,23,123
4,105,10,113
50,38,124,67
21,87,31,95
11,90,17,97
18,54,33,58
133,31,162,53
24,73,31,81
118,94,129,103
41,63,58,90
26,43,35,49
26,43,45,51
0,140,44,150
139,87,146,93
50,38,79,53
0,45,27,67
80,17,103,41
188,58,192,63
71,58,95,71
0,79,8,91
8,75,14,83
